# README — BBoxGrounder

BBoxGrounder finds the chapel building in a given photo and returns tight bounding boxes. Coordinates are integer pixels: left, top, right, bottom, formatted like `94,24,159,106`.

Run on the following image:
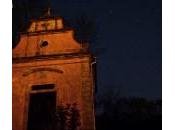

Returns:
12,14,96,130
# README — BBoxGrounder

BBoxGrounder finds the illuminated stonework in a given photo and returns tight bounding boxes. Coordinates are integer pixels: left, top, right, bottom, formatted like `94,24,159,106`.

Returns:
27,18,63,32
13,16,96,130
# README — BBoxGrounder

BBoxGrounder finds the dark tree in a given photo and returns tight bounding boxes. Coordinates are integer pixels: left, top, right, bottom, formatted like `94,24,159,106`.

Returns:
74,14,98,45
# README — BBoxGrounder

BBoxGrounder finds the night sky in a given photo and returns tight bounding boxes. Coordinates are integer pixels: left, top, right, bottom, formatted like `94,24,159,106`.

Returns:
13,0,162,99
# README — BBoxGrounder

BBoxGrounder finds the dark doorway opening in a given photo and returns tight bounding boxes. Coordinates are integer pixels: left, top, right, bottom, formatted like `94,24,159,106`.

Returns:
27,91,56,130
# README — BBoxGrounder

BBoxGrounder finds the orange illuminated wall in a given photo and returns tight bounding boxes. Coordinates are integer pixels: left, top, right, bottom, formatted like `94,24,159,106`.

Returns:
12,16,96,130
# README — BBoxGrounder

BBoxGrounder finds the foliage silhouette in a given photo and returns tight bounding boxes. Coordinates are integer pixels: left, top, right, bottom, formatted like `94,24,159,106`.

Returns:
96,96,162,130
54,103,81,130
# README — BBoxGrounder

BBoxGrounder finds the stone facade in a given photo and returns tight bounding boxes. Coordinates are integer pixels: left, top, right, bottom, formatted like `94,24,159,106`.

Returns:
13,16,95,130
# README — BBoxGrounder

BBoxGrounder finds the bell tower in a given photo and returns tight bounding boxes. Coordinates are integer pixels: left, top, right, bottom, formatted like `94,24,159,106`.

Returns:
12,14,96,130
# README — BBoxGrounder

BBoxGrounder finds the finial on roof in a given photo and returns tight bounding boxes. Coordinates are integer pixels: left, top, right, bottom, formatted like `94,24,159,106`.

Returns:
47,7,51,16
44,0,51,17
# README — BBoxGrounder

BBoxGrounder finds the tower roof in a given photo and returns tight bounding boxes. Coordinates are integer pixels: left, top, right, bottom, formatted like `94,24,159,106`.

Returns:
12,16,90,60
